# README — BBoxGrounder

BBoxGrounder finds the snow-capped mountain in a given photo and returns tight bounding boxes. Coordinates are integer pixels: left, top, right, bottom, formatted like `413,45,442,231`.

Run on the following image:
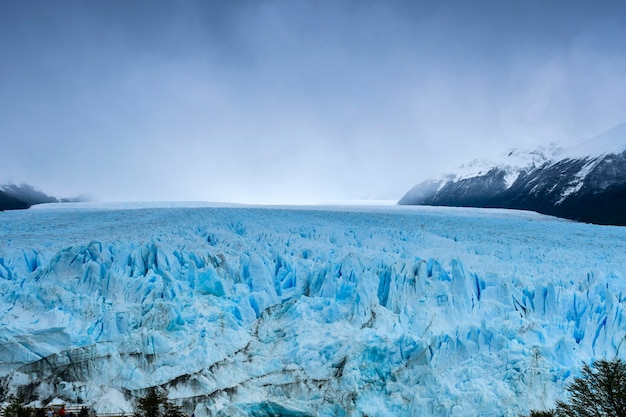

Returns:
399,122,626,225
2,203,626,417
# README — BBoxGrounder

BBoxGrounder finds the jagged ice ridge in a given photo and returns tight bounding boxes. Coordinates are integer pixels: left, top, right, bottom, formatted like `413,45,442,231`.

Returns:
1,203,626,417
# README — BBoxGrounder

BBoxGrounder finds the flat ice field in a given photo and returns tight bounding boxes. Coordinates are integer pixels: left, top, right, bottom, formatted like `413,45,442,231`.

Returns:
1,203,626,417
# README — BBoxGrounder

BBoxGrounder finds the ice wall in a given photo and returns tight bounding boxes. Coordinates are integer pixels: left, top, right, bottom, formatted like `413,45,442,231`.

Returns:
1,204,626,416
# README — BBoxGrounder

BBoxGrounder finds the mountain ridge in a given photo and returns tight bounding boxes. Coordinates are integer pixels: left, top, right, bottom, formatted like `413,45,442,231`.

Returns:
398,122,626,225
0,184,84,211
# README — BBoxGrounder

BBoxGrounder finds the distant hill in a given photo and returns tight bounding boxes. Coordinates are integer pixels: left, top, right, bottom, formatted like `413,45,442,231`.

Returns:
399,122,626,226
0,183,71,211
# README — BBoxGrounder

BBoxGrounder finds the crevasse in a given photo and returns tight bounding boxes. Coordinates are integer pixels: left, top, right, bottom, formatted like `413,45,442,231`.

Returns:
1,204,626,417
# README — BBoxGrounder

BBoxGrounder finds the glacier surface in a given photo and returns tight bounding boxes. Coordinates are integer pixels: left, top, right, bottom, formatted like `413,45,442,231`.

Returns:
1,203,626,416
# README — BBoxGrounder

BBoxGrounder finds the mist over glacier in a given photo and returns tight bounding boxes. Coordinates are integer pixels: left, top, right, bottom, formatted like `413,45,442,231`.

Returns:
1,203,626,417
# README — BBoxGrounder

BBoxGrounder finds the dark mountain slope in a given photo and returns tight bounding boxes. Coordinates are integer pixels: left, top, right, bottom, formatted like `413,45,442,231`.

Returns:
0,184,59,211
399,123,626,226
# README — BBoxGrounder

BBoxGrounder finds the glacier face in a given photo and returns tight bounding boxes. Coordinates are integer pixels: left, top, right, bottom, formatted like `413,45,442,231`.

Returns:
1,203,626,416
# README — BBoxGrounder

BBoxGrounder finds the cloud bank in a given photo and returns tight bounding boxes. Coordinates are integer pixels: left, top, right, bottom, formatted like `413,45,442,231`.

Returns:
1,1,625,203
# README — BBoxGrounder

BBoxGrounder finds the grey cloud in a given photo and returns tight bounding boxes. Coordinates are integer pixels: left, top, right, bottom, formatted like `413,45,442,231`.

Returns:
1,1,626,203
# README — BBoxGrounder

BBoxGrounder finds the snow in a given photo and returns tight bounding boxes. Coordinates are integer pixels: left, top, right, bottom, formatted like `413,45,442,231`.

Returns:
417,121,626,194
436,144,563,189
556,159,597,204
1,203,626,416
561,121,626,159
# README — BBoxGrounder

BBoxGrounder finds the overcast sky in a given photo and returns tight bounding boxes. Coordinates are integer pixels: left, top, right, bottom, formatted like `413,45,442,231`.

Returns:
1,1,626,204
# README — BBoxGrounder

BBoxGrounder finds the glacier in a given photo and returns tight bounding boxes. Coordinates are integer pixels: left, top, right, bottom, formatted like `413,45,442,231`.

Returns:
1,202,626,417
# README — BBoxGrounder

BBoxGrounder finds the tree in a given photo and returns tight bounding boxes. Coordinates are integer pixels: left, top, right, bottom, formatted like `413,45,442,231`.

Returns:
522,359,626,417
3,396,33,417
556,358,626,417
133,387,184,417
